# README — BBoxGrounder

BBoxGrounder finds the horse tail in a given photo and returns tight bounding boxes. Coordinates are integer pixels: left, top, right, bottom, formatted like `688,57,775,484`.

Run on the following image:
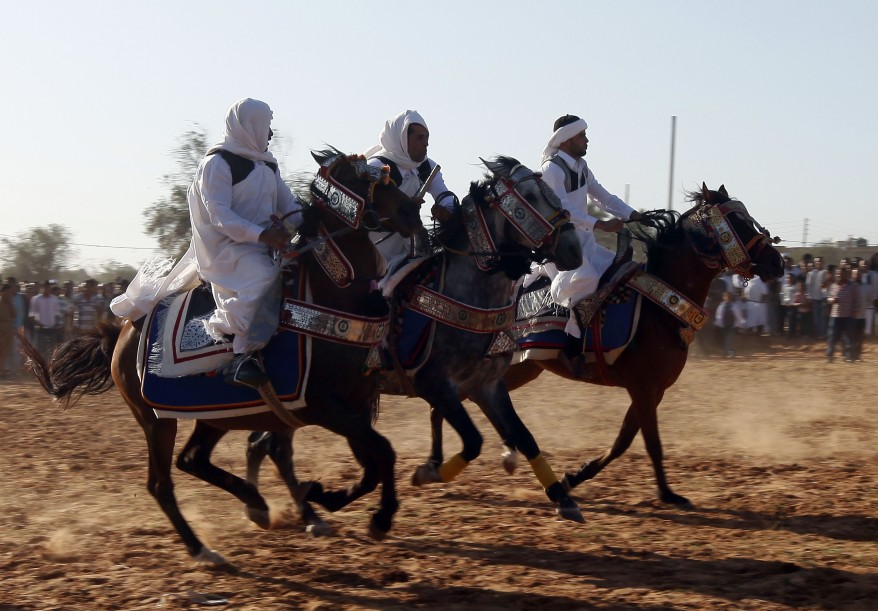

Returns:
21,322,122,408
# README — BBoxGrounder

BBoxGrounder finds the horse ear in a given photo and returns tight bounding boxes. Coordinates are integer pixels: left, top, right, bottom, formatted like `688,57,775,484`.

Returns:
701,182,712,204
481,157,509,178
718,184,729,198
311,151,322,164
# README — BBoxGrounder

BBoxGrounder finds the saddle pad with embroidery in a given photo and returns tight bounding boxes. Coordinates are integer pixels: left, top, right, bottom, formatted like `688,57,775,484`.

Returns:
510,276,641,363
140,269,309,419
390,257,442,372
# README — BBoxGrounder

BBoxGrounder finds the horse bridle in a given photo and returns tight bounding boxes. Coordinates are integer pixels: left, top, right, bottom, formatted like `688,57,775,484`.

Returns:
684,200,778,278
310,153,394,231
465,165,572,272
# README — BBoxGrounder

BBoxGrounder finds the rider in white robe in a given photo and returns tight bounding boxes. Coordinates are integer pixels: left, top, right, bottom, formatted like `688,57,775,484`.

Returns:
363,110,455,276
536,115,639,336
112,99,302,382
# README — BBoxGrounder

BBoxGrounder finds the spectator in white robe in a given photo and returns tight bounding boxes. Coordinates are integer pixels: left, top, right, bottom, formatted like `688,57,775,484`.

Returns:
742,276,768,333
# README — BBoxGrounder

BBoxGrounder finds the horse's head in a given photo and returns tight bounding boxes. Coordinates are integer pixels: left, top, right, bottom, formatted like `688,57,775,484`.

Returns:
682,183,785,282
457,157,581,277
309,149,422,237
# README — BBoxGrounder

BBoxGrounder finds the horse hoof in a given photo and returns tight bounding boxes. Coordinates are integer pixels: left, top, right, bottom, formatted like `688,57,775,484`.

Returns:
193,547,229,567
246,507,271,529
556,502,586,524
501,448,519,475
661,491,694,508
411,463,442,486
305,522,334,537
368,523,389,541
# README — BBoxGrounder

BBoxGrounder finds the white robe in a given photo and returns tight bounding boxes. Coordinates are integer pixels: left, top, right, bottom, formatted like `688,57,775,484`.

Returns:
538,151,636,336
111,99,302,354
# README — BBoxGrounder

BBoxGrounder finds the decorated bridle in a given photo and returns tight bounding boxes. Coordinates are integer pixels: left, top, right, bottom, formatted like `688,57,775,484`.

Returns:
309,153,393,230
683,199,779,279
464,164,572,272
275,153,395,286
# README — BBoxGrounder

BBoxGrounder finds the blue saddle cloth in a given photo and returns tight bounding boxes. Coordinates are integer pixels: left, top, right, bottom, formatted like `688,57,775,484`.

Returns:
141,270,307,415
391,258,441,371
512,276,639,353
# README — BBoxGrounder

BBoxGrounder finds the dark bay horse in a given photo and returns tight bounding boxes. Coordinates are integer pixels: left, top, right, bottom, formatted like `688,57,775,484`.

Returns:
246,157,587,529
432,184,785,507
22,150,422,565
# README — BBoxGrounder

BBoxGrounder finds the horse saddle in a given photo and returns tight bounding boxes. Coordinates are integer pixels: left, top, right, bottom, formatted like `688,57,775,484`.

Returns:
138,270,309,419
509,269,643,366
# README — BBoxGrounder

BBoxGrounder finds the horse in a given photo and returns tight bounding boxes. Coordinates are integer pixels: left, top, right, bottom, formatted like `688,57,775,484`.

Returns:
21,149,423,565
429,184,785,508
246,156,588,529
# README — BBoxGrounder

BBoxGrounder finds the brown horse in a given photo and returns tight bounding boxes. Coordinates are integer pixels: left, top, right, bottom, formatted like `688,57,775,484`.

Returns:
430,184,785,507
22,149,422,565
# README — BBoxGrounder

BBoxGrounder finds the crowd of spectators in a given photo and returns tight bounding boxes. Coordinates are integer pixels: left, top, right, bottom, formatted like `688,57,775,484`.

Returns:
0,276,129,379
701,253,878,362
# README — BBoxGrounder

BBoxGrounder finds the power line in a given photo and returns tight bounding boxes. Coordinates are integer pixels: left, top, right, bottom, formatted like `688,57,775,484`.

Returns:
0,233,159,250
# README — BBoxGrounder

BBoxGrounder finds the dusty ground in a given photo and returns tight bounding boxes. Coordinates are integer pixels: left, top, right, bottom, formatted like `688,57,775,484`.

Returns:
1,336,876,610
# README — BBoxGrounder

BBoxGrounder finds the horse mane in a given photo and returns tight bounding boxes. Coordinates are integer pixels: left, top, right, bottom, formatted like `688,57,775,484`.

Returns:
628,209,685,273
425,157,535,279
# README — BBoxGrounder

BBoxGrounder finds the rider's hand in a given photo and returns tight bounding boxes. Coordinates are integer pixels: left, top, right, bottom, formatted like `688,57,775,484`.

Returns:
259,226,291,251
595,218,624,233
628,211,642,222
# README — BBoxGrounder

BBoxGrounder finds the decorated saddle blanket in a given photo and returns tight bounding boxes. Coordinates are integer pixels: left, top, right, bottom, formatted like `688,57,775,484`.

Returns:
509,275,642,365
387,256,442,374
138,270,309,420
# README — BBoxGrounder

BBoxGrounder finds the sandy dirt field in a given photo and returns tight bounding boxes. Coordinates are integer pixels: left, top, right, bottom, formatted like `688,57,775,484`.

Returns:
1,335,876,610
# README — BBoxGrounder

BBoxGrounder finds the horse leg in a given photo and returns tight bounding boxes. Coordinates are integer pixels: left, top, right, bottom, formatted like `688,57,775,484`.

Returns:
431,401,518,474
298,406,398,539
468,383,583,523
141,418,227,565
426,406,445,468
562,402,641,492
303,437,380,512
245,430,333,536
175,421,271,530
635,391,692,507
411,382,483,486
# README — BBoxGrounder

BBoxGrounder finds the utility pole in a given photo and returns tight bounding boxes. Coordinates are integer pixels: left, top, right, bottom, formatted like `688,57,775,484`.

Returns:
667,115,677,211
802,218,809,247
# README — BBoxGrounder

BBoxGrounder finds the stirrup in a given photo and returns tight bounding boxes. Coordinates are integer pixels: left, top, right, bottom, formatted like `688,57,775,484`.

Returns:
226,353,269,389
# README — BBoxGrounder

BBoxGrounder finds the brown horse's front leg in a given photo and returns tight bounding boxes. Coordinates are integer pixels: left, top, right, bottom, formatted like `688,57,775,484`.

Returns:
563,403,640,490
636,392,693,507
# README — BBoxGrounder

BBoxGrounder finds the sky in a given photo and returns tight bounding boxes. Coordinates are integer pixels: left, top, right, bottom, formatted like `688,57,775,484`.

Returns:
2,0,877,273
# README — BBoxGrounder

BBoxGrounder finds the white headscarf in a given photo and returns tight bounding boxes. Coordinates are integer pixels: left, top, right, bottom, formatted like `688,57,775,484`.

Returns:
362,109,428,171
207,98,278,163
539,118,588,166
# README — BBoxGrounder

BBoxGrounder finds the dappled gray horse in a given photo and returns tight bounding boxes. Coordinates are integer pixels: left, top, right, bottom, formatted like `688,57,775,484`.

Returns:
247,157,586,529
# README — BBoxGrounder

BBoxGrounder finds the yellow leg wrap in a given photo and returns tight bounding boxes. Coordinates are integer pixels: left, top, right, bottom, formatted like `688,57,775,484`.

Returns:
529,454,560,489
438,454,468,482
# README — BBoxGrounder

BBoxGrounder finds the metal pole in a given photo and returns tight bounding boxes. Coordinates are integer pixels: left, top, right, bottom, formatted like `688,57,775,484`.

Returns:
667,115,676,210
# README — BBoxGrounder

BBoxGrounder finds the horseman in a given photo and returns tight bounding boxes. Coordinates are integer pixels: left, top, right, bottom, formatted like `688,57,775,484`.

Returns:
112,98,303,388
535,114,641,371
363,110,457,275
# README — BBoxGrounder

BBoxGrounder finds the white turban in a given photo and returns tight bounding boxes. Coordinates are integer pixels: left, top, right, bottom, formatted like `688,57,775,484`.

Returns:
539,118,588,166
207,98,278,164
362,110,428,171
